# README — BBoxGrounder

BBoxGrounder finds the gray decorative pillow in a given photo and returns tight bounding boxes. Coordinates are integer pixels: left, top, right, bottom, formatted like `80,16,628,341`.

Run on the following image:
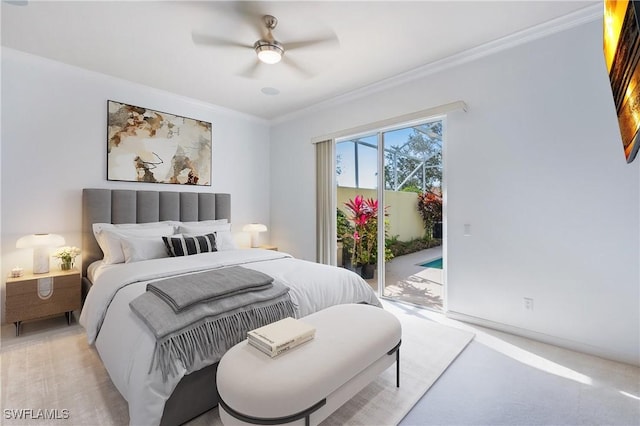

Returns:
162,233,217,257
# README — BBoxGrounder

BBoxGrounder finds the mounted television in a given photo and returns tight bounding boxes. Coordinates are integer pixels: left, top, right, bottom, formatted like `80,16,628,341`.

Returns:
604,0,640,163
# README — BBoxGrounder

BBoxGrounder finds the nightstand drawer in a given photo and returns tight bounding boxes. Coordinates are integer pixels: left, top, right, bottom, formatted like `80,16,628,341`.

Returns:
5,271,81,324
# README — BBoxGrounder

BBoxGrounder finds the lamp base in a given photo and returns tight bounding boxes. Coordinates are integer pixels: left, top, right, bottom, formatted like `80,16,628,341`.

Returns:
250,232,260,248
33,247,50,274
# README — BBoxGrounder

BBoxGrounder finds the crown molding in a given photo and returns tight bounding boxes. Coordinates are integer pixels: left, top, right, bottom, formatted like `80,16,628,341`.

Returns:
271,3,603,126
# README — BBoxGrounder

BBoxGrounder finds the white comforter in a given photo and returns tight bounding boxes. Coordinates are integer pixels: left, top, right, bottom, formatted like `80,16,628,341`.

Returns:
79,249,380,426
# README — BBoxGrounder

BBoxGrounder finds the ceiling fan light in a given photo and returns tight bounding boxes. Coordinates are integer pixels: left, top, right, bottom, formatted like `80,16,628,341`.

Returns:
255,41,283,64
258,49,281,64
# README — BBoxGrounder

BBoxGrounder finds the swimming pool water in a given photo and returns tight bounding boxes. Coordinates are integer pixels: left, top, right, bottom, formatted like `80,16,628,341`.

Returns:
420,257,443,269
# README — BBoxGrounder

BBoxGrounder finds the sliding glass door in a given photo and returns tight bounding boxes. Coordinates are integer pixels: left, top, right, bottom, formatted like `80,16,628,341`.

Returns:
335,119,444,311
336,134,380,290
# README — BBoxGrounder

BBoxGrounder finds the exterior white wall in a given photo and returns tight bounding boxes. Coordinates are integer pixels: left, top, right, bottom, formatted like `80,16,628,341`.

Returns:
337,187,424,241
270,20,640,365
0,49,271,321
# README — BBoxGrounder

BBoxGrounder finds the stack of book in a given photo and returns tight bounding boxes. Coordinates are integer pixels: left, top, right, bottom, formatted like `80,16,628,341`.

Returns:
247,317,316,357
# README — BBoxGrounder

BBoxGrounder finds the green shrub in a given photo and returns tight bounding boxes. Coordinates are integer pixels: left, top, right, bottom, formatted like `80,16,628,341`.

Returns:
387,235,442,257
337,208,353,242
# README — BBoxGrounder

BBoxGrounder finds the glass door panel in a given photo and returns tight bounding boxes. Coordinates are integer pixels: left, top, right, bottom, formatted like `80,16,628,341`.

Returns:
336,135,379,292
381,122,444,311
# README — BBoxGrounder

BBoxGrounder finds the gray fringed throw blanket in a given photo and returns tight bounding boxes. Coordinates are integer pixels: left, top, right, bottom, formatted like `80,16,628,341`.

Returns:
147,266,275,312
129,267,295,381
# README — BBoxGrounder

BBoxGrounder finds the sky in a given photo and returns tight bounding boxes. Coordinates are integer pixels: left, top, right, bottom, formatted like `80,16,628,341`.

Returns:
336,127,428,189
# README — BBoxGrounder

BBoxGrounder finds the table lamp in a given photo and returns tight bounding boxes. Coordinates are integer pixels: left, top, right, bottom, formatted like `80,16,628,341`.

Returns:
242,223,267,248
16,233,65,274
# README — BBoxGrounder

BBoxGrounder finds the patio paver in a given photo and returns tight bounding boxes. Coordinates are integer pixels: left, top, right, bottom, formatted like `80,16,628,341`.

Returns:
364,246,444,311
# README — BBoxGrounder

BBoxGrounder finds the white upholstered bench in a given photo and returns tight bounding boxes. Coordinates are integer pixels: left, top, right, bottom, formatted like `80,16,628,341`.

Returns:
217,303,402,426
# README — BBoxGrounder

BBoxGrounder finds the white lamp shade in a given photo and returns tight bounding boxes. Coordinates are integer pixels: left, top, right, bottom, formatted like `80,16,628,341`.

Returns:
242,224,267,248
16,233,65,248
242,224,268,233
16,234,65,274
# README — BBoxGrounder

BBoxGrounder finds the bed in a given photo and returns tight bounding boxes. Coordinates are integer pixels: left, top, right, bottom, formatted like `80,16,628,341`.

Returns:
78,188,381,426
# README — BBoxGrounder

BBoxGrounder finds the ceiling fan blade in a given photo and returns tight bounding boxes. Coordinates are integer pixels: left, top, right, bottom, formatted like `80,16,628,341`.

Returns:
191,32,253,50
282,56,313,78
238,60,262,79
230,2,272,39
286,34,339,52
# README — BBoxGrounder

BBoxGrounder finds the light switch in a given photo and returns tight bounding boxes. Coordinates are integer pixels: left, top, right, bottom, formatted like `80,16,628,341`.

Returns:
464,224,471,236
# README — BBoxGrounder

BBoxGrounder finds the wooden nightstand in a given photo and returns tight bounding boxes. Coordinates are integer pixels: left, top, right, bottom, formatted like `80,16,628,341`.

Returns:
260,245,278,251
5,269,81,336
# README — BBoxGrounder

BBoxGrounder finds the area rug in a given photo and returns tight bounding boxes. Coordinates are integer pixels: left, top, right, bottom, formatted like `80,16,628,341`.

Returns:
0,301,473,425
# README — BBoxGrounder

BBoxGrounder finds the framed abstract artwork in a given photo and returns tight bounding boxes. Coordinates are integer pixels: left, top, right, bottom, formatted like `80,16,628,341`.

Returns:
604,0,640,163
107,100,212,185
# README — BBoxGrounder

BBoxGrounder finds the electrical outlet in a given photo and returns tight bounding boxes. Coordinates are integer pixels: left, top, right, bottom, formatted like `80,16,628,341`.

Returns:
524,297,534,311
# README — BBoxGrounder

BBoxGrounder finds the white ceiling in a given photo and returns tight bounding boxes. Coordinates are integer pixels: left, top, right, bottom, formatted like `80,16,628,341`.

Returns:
2,1,598,121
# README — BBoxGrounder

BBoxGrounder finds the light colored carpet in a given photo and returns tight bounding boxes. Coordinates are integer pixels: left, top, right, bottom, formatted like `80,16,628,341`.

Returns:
1,301,473,425
1,319,129,425
398,309,640,426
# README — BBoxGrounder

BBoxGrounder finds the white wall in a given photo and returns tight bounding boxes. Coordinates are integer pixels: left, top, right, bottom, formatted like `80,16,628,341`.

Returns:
270,20,640,365
1,48,272,321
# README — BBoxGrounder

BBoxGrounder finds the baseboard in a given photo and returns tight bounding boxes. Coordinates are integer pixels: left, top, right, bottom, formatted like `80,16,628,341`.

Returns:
445,310,639,367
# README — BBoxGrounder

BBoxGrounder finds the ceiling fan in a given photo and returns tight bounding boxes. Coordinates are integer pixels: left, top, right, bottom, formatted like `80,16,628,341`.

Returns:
253,15,285,65
192,13,338,77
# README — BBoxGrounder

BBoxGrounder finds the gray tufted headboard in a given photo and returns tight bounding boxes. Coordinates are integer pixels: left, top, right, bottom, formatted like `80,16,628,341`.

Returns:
81,188,231,278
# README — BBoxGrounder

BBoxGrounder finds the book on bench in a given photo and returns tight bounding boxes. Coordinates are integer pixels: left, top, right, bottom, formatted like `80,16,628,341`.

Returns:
247,317,316,357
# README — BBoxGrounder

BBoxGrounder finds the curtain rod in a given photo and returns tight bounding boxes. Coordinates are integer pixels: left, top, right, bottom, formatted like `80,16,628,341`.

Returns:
311,100,467,144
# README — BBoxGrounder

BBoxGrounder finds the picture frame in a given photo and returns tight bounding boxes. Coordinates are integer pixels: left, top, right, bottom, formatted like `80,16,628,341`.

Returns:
107,100,212,184
605,0,640,163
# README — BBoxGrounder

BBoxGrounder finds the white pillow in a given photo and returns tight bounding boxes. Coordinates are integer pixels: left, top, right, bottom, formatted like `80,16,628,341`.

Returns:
179,219,228,227
97,225,175,264
93,222,176,248
178,222,231,235
120,235,169,263
177,223,231,234
214,230,238,251
179,223,237,251
161,219,227,229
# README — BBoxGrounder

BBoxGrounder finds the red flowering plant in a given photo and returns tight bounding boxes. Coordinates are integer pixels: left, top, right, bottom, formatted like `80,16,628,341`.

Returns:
343,195,392,266
417,191,443,239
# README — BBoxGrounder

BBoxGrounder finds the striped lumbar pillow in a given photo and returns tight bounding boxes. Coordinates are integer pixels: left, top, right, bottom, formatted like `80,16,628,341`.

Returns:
162,233,217,257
